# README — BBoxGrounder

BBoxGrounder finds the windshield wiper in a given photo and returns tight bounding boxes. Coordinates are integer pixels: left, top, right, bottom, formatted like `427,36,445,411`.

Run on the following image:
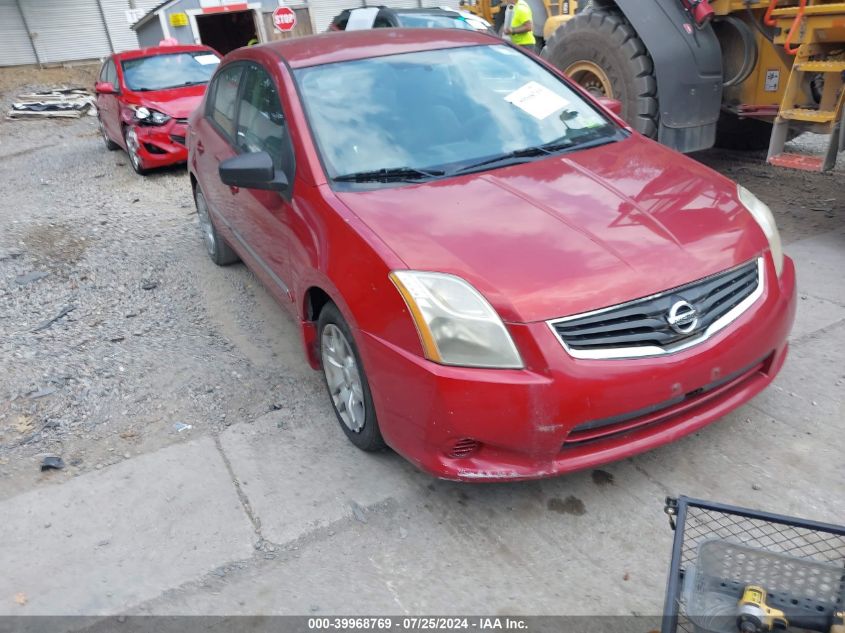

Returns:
453,127,620,176
333,167,445,183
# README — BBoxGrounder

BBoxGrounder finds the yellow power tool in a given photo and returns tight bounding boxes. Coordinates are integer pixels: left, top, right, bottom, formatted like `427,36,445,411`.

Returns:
737,585,845,633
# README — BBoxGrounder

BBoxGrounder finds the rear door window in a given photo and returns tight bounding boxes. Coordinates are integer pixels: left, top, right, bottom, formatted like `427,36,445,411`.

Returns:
208,65,243,141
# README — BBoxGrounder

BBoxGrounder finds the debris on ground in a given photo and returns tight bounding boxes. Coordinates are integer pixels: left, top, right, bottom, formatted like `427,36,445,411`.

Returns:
173,422,192,433
7,87,95,119
350,501,368,524
40,455,65,471
31,305,75,332
14,271,49,285
28,386,57,399
14,592,27,606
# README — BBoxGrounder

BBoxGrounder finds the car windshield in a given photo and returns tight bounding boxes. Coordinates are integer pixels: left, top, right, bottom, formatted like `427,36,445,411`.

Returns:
121,51,220,91
395,13,486,31
294,45,621,187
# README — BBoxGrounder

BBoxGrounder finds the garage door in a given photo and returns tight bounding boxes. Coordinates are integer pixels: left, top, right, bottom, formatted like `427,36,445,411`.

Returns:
20,0,112,64
0,0,37,66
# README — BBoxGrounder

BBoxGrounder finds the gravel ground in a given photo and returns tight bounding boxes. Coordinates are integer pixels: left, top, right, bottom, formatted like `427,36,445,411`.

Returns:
0,68,324,499
0,66,843,500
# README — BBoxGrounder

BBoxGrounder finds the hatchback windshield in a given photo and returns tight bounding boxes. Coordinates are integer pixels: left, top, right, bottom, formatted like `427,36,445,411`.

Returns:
122,52,220,91
294,45,620,185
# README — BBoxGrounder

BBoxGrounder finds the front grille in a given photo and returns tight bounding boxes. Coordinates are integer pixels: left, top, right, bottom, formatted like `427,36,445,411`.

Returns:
548,258,763,359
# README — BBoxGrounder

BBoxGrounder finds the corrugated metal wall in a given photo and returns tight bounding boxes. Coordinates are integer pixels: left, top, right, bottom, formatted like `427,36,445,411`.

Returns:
100,0,138,52
0,0,38,66
20,0,112,64
0,0,167,66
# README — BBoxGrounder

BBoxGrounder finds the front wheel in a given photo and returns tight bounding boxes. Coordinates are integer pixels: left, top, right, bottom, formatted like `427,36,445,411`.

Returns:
123,126,148,175
318,303,385,452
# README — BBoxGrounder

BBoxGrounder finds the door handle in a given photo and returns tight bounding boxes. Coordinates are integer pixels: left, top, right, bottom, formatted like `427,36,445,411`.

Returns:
196,141,205,155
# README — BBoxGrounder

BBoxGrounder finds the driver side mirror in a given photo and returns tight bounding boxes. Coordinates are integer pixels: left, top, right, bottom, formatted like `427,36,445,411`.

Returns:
95,81,117,95
219,151,289,193
597,97,623,118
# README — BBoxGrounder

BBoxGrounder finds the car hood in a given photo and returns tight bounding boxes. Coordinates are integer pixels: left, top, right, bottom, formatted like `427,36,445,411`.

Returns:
130,85,207,119
335,135,766,324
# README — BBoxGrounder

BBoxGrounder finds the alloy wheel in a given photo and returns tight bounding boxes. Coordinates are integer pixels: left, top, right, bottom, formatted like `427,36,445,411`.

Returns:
321,323,366,433
195,191,217,257
125,127,142,171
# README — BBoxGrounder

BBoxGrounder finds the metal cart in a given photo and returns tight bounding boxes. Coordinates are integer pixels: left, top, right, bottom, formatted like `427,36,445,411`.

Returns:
660,496,845,633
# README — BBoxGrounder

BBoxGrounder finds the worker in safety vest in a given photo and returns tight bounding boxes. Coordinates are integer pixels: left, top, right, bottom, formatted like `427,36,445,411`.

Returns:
502,0,536,51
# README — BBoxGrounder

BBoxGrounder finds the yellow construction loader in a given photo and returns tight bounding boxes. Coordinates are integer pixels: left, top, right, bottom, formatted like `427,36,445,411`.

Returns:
470,0,845,171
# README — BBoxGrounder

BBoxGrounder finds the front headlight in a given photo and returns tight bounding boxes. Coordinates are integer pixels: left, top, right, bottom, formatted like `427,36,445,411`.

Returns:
738,184,784,276
390,271,523,369
132,106,170,126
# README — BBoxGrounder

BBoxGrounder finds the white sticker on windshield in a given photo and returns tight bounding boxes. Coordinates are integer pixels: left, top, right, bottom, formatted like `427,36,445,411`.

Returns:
504,81,569,120
194,54,220,65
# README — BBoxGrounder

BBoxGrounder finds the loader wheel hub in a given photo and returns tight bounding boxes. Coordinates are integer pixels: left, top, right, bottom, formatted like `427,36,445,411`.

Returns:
565,61,613,98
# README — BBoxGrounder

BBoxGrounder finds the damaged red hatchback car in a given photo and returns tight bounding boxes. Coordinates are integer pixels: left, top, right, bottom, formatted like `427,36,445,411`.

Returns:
188,30,796,481
95,44,220,174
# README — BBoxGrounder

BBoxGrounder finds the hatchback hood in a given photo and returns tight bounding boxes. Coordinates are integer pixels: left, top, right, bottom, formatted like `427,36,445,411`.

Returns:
133,85,206,119
336,135,766,324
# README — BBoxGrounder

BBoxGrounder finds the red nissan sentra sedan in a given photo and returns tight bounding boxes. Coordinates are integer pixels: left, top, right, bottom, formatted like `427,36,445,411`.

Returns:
95,44,220,174
188,30,796,481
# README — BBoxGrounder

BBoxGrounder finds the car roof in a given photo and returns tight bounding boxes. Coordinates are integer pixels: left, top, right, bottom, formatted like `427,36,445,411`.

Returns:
349,6,466,15
248,28,498,69
386,7,468,15
113,44,216,62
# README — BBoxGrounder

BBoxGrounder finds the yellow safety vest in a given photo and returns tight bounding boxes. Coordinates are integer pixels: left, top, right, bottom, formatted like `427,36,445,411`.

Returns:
510,0,536,46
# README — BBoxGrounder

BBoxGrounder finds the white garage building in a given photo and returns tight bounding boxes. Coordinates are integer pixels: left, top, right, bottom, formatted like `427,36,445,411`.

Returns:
1,0,462,67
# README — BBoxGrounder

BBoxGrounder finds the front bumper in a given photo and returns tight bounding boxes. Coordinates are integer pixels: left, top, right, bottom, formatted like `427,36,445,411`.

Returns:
362,256,796,481
132,119,189,169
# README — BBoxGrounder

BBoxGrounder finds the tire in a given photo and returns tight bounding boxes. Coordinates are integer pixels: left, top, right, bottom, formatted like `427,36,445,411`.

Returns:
123,125,148,175
541,9,659,138
194,186,240,266
714,112,797,151
98,115,119,151
318,302,386,452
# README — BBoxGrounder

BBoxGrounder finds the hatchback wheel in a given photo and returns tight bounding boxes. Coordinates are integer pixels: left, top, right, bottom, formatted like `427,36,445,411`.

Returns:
194,186,239,266
123,126,148,175
318,303,385,452
98,116,119,151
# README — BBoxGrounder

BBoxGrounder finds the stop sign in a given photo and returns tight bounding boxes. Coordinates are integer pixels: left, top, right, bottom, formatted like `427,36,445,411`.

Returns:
272,6,297,32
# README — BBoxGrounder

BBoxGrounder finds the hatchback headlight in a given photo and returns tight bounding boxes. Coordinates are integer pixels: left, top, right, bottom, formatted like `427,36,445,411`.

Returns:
133,106,171,126
390,271,523,369
737,184,783,276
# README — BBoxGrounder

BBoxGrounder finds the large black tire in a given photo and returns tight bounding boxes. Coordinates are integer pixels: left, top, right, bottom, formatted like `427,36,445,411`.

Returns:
714,112,798,151
318,302,386,452
541,9,658,138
